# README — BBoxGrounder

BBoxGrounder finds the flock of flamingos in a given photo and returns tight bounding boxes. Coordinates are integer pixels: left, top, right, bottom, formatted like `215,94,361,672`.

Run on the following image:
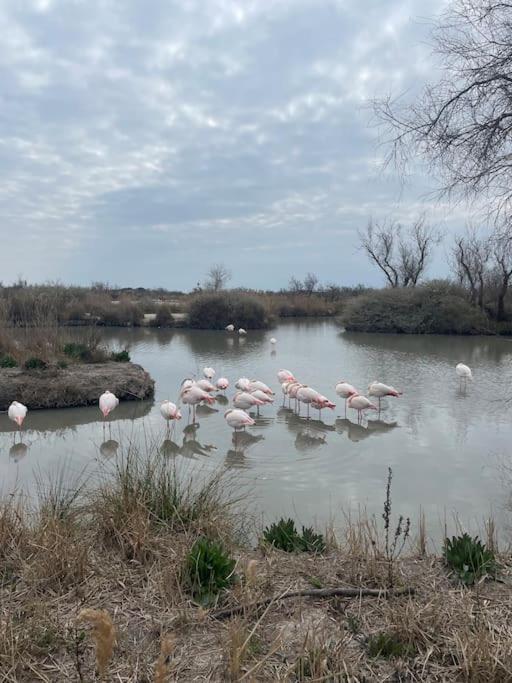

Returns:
5,323,474,440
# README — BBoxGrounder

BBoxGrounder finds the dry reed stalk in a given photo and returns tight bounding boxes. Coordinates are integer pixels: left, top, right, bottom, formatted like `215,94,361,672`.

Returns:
154,635,175,683
78,608,116,678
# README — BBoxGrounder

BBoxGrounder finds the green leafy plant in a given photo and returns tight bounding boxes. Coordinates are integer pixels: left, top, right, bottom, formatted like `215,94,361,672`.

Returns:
0,355,17,368
183,536,236,605
110,349,130,362
24,357,47,370
444,533,496,585
63,342,89,360
262,518,325,553
367,631,415,659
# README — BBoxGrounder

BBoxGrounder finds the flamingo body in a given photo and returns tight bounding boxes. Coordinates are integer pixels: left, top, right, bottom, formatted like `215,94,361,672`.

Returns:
160,401,182,422
277,369,295,383
233,391,265,410
335,382,358,399
225,324,235,332
247,380,274,395
368,382,402,399
196,379,216,393
99,391,119,418
8,401,27,427
216,377,229,391
203,367,215,379
456,363,472,380
238,328,247,335
235,377,251,391
224,409,255,430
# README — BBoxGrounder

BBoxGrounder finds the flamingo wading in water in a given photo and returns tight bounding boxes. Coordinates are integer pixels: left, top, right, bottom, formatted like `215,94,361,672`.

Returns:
368,382,402,410
347,394,377,423
224,408,255,432
456,363,472,387
8,401,27,441
181,386,215,422
160,401,182,432
335,381,358,416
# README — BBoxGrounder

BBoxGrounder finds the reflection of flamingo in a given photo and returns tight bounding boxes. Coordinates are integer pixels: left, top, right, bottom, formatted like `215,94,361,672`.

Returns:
9,441,28,462
100,439,119,458
295,430,327,451
368,382,402,410
224,408,255,433
347,394,377,423
8,401,27,441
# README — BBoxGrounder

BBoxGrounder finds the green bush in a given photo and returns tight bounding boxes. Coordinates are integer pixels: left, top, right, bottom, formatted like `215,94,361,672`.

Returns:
188,293,272,330
367,632,415,659
24,357,47,370
262,518,325,553
0,355,17,368
183,536,236,605
110,349,130,362
63,342,89,360
342,282,491,335
444,533,496,585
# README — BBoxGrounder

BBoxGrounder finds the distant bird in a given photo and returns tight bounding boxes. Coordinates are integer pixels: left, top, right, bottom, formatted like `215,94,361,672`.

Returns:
348,394,377,422
278,369,296,383
8,402,27,439
99,391,119,418
335,381,358,415
160,400,182,427
270,337,277,345
225,324,235,332
224,408,255,432
182,386,215,421
203,367,215,379
247,380,274,395
368,381,402,410
238,328,247,335
196,378,216,393
216,377,229,391
235,377,251,391
456,363,473,384
233,391,265,411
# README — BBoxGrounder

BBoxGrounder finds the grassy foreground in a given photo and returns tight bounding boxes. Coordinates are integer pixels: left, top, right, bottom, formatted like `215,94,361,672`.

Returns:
1,455,511,682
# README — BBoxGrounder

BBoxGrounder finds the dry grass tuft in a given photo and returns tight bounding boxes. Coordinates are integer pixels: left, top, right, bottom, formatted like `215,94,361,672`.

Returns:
153,634,176,683
78,608,116,678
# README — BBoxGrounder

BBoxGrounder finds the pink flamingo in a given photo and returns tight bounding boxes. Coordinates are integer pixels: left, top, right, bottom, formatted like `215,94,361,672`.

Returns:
160,400,182,432
247,380,274,395
224,408,255,432
216,377,229,392
278,369,295,383
368,382,402,410
335,381,358,416
182,386,215,422
233,391,265,411
196,378,216,393
348,394,377,423
8,401,27,441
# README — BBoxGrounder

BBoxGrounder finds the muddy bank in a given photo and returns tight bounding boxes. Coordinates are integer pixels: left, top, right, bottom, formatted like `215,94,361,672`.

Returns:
0,361,154,410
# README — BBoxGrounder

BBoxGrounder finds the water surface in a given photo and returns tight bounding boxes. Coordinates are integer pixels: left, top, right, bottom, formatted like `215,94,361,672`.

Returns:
2,320,512,542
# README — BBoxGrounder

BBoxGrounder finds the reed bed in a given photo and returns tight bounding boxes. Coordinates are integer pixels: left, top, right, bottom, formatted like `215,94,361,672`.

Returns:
1,454,512,681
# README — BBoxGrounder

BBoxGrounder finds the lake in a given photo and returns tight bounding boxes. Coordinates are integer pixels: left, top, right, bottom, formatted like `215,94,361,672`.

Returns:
1,319,512,545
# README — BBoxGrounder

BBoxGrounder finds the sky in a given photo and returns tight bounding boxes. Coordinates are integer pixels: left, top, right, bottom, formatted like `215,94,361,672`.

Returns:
0,0,471,291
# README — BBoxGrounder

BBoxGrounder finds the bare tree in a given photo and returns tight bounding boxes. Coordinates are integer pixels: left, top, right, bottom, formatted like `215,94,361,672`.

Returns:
452,227,491,308
492,226,512,320
359,216,439,287
375,0,512,217
204,264,231,292
288,276,303,293
303,272,319,296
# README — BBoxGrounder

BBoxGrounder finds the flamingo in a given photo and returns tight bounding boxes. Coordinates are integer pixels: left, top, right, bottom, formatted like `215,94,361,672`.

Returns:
225,324,235,332
160,400,182,430
233,391,265,411
296,386,322,418
216,377,229,391
99,391,119,418
196,378,216,393
8,401,27,441
456,363,472,385
270,337,277,345
311,395,336,418
247,380,274,395
368,381,402,410
203,367,215,379
224,408,255,432
180,379,195,393
238,328,247,335
277,369,295,383
287,381,304,411
182,386,215,421
348,394,377,423
249,388,274,415
235,377,251,391
335,381,358,416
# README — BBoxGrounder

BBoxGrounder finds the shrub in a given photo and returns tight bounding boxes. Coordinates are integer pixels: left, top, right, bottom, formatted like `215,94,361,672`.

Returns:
0,354,17,368
444,533,496,585
63,342,89,360
24,357,47,370
342,282,491,335
367,632,415,659
262,518,325,553
110,349,130,362
188,293,272,330
149,306,175,328
183,536,236,605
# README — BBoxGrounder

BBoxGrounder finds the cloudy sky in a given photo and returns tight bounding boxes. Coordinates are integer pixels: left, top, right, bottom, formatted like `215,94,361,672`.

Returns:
0,0,465,290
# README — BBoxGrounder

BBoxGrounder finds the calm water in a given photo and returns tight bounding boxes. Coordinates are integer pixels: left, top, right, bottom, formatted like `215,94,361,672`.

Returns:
2,320,512,542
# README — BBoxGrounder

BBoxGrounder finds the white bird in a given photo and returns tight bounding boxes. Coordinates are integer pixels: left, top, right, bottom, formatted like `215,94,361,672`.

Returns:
368,381,402,410
99,391,119,418
195,378,216,393
278,369,296,383
348,394,377,423
235,377,251,391
8,401,27,439
224,408,255,432
233,391,265,410
203,367,215,379
456,363,473,382
238,328,247,335
225,324,235,332
160,400,182,427
216,377,229,391
270,337,277,345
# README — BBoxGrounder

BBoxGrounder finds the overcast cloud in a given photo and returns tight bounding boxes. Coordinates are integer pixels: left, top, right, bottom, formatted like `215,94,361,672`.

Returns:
0,0,466,289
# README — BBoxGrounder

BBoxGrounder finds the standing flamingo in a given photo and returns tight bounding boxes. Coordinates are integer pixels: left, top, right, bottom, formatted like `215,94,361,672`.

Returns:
347,394,377,423
270,337,277,345
225,324,235,332
232,391,265,411
368,382,402,410
216,377,229,392
99,390,119,436
203,367,215,379
196,378,216,393
181,386,215,422
224,408,255,432
160,400,182,431
238,328,247,335
249,389,274,415
277,369,296,383
8,401,27,441
335,381,358,416
456,363,472,387
235,377,251,391
247,380,274,395
296,386,322,418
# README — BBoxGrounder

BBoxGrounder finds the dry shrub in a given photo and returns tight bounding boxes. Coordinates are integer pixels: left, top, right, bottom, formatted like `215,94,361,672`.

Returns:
452,622,512,682
78,609,116,678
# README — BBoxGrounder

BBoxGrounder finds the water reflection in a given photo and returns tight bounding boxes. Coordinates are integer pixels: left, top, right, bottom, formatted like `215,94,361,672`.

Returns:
335,418,398,442
99,439,120,458
295,430,327,451
9,442,29,462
